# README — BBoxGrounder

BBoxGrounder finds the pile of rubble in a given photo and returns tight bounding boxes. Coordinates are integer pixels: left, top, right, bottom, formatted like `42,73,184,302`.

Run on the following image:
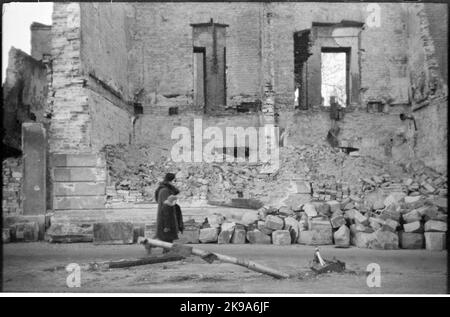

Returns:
102,143,401,206
177,167,447,251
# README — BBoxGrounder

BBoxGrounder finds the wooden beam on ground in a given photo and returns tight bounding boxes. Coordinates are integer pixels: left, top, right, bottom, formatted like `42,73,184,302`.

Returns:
143,238,290,279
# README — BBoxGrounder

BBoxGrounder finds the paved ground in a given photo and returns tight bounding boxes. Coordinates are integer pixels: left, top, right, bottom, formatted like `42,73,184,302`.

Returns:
2,242,447,294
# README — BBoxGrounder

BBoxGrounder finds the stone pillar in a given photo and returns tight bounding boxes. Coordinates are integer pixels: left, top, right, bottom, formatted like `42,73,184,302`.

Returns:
22,123,47,215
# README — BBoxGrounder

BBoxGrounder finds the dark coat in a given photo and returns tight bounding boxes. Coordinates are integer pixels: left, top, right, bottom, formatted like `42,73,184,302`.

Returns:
155,182,182,242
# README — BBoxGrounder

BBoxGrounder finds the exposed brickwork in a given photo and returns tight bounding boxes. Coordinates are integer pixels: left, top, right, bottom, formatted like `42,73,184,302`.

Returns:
49,2,91,154
2,157,23,215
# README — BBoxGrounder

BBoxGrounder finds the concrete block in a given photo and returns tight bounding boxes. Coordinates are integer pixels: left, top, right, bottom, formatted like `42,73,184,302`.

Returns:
54,182,106,196
93,222,134,244
334,225,350,247
52,154,106,167
424,232,446,251
246,229,271,244
399,232,424,249
424,220,447,232
231,228,246,244
403,221,423,233
264,215,284,231
53,167,106,182
53,196,106,210
199,228,219,243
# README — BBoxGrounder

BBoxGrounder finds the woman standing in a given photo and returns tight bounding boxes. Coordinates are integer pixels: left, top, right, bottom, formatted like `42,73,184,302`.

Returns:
154,173,183,243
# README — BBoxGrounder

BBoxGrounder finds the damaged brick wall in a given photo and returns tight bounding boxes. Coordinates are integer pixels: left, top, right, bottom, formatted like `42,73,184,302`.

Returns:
2,47,49,151
406,3,448,173
2,157,23,215
50,3,134,153
127,2,263,111
49,2,91,153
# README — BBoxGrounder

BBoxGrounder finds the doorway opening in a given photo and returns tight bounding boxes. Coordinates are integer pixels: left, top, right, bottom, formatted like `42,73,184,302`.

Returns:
321,47,350,107
193,46,206,109
294,29,312,109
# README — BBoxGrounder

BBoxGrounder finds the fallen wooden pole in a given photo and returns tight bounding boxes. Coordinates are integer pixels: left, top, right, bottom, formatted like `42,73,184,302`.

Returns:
144,238,290,279
88,254,184,270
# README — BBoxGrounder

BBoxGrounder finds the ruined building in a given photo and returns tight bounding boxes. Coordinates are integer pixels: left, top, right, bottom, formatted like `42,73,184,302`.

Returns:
2,2,447,244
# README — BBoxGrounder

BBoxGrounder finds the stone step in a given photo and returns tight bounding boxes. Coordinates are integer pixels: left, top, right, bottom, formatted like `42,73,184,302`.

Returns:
52,167,106,182
54,182,106,196
54,196,106,210
50,206,256,226
51,153,106,167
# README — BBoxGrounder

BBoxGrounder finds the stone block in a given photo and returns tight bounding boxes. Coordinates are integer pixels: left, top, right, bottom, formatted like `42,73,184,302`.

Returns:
46,223,93,243
54,182,106,196
3,228,11,243
53,167,106,182
424,232,446,251
354,210,368,225
240,210,259,225
424,220,447,232
284,217,300,242
53,196,105,210
330,215,346,228
302,203,318,217
231,228,246,244
11,222,40,242
177,229,200,244
334,225,350,247
429,197,447,212
257,220,273,235
384,219,399,231
207,214,225,228
93,222,134,244
272,230,291,245
403,221,423,233
312,202,330,216
402,209,422,223
351,232,376,248
246,229,271,244
326,200,341,213
399,232,424,249
370,229,399,250
384,192,406,207
296,181,311,194
199,228,219,243
264,215,284,231
52,154,106,167
218,230,233,244
369,217,384,231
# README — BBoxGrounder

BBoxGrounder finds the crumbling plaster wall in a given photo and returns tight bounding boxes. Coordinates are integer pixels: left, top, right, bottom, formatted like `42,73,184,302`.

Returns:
2,48,49,151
